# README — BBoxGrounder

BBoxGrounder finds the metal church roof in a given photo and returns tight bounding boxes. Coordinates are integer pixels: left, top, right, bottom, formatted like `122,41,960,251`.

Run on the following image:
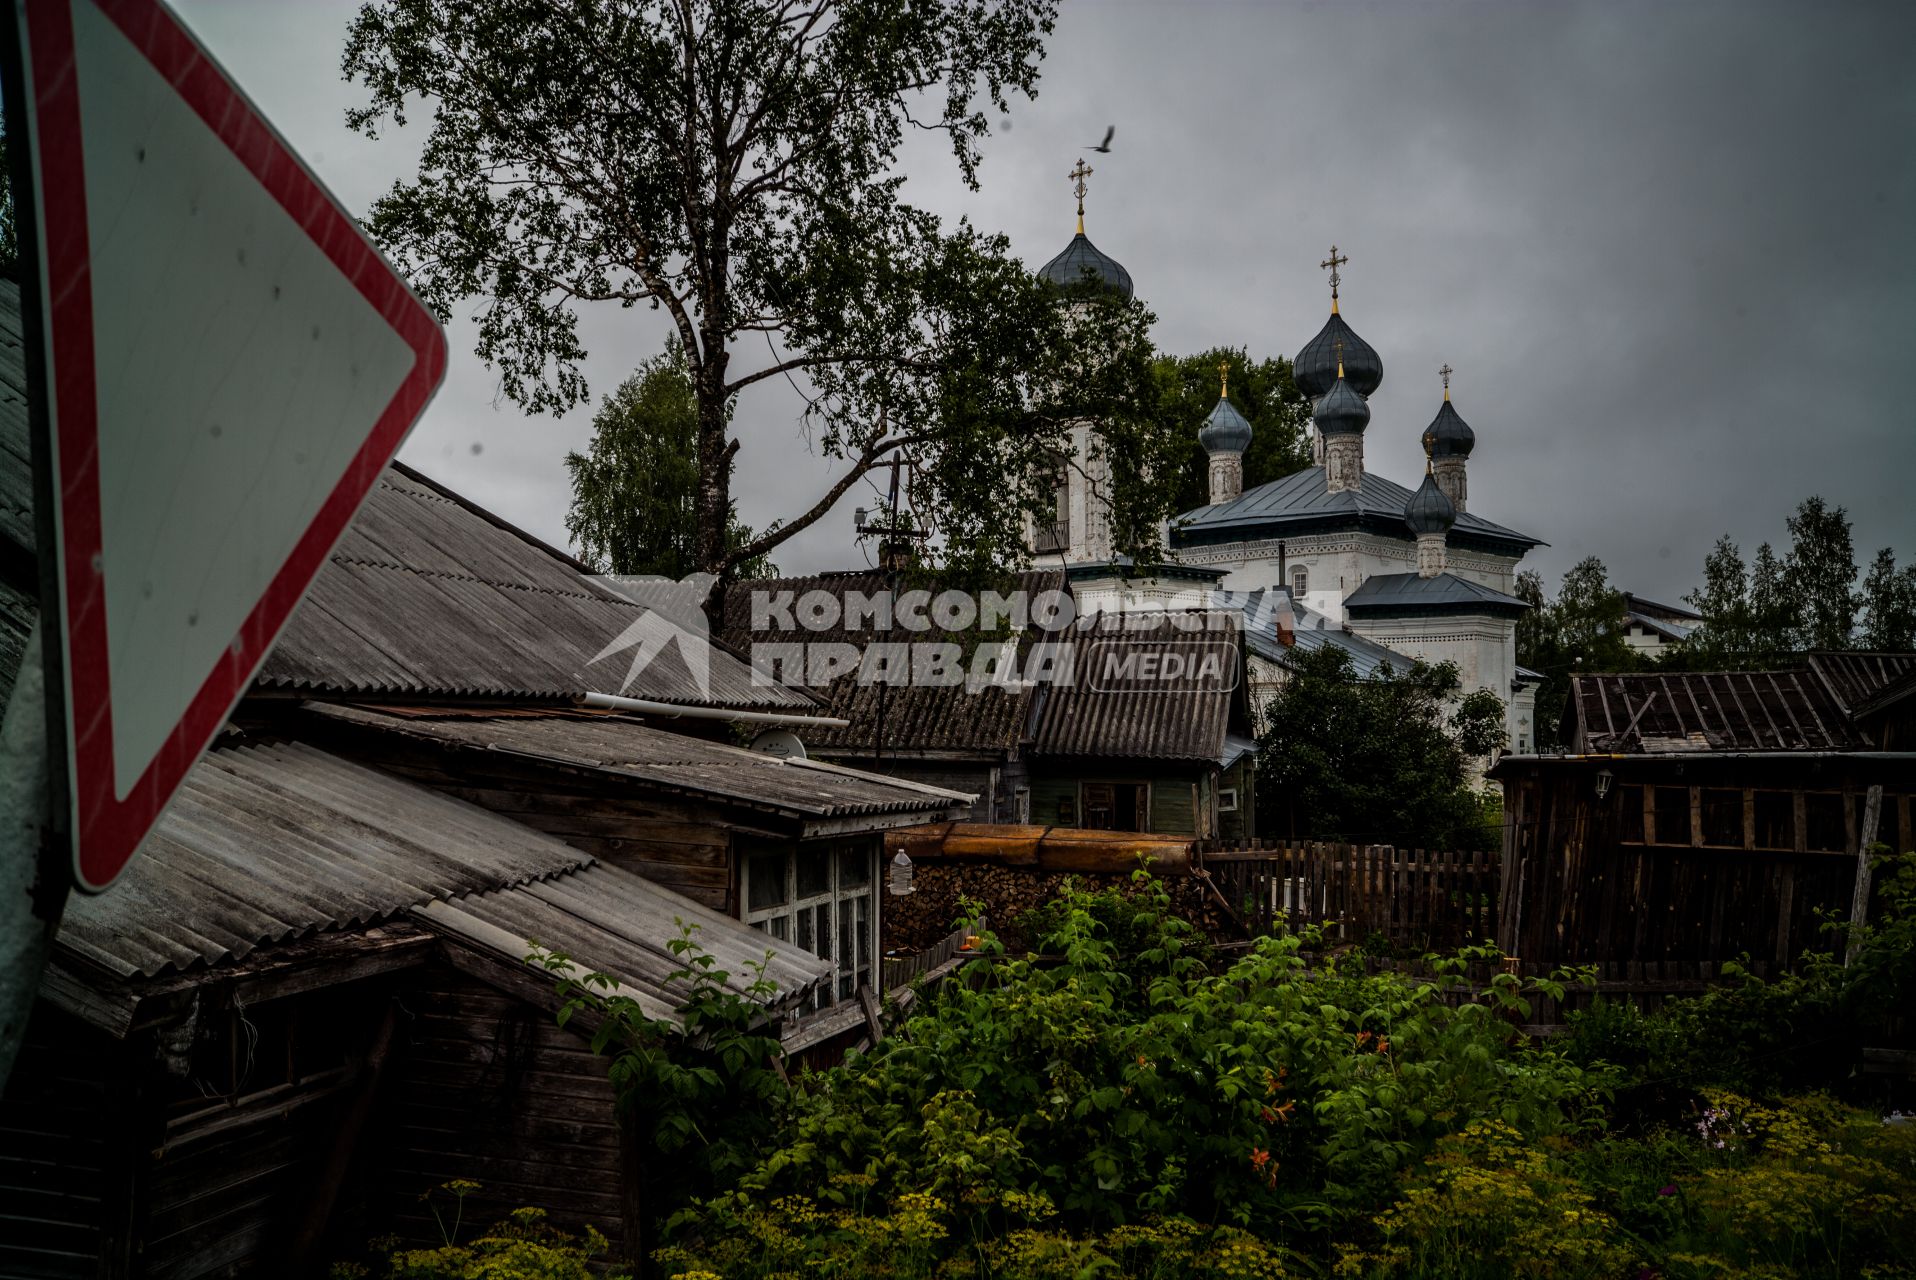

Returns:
1294,310,1382,399
1038,232,1134,298
1172,465,1542,554
1221,586,1406,681
1343,572,1529,618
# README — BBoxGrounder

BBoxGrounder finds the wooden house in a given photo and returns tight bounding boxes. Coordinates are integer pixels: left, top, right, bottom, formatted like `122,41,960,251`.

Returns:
721,569,1064,822
0,277,974,1279
1490,661,1916,972
0,738,835,1278
1026,611,1257,842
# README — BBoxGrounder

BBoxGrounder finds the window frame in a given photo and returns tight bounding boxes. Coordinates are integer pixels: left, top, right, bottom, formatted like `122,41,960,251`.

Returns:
741,840,880,1011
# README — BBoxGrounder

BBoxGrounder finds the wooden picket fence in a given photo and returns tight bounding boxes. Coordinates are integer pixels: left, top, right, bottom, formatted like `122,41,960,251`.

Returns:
1201,841,1499,953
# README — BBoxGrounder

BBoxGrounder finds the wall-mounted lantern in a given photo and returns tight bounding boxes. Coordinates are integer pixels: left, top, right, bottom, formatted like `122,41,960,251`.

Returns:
1594,768,1614,801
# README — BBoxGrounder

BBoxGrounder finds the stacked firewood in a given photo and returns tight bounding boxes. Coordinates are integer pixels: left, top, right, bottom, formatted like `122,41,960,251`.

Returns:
881,861,1239,955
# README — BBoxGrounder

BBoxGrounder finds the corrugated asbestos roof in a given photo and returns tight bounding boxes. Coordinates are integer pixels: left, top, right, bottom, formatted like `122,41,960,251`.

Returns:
721,569,1066,755
1343,571,1529,617
256,466,814,710
1030,612,1245,762
1173,465,1541,551
55,740,830,1016
1568,671,1867,754
1806,651,1916,716
307,703,977,822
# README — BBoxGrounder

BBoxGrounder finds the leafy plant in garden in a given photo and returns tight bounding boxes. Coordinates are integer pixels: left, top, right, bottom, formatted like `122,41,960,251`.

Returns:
333,1185,630,1280
666,871,1610,1263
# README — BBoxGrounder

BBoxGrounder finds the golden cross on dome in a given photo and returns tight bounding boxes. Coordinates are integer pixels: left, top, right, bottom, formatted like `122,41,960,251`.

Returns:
1217,359,1231,399
1439,363,1454,400
1333,334,1346,379
1069,158,1093,233
1320,244,1348,305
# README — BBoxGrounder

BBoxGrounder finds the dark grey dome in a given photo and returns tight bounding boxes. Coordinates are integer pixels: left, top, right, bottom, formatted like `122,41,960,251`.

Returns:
1198,396,1254,454
1312,374,1370,436
1294,311,1382,399
1421,399,1475,459
1404,469,1457,536
1039,233,1133,298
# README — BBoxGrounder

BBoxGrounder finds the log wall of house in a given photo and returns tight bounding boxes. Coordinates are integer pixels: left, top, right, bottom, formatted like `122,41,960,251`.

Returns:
0,1006,113,1279
377,962,632,1257
315,729,746,912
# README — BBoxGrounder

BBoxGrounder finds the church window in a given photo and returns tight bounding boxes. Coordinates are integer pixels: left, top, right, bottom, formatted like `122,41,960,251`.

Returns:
1033,461,1069,554
1290,566,1308,597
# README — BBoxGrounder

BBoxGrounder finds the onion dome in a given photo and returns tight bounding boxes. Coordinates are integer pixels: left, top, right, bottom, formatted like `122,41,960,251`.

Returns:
1294,310,1382,400
1039,232,1134,299
1404,468,1457,536
1199,396,1254,454
1420,384,1476,459
1312,370,1370,436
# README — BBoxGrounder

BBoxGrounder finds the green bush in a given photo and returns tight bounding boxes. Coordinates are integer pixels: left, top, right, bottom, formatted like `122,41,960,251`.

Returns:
665,872,1611,1258
333,1184,631,1280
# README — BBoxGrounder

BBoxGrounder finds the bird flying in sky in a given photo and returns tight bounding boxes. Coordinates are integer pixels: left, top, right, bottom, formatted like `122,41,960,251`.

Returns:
1090,125,1114,153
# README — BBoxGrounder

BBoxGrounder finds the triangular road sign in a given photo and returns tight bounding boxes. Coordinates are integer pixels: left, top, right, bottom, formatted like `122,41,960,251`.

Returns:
11,0,447,889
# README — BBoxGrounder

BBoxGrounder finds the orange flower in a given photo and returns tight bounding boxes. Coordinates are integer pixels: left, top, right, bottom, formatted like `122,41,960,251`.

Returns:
1250,1147,1271,1171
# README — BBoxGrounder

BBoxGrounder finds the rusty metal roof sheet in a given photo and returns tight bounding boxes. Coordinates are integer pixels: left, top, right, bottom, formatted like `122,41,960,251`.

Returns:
1030,612,1246,763
54,740,829,1014
307,702,976,824
1806,651,1916,716
720,569,1066,756
1568,670,1868,754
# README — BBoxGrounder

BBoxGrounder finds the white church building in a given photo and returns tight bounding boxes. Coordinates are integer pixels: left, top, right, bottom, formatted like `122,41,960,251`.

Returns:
1030,181,1545,757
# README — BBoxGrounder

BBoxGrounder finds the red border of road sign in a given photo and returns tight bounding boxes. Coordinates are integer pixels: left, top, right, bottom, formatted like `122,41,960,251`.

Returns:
24,0,447,890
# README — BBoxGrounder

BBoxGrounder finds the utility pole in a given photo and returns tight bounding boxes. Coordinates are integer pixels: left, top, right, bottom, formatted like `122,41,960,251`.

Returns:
855,455,927,766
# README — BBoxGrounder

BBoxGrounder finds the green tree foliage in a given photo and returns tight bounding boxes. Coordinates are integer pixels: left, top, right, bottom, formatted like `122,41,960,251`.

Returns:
1253,646,1506,849
1514,557,1637,748
1784,495,1859,650
692,877,1605,1249
1155,347,1312,515
1859,547,1916,650
345,0,1185,587
565,343,775,579
1679,497,1890,664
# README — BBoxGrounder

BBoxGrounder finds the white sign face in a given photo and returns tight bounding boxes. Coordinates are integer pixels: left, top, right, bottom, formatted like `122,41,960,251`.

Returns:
15,0,447,889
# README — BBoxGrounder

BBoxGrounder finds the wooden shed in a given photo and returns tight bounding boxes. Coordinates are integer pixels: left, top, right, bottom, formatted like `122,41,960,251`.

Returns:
1490,665,1916,972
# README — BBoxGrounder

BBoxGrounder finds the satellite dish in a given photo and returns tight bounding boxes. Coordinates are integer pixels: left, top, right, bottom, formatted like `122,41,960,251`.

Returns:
750,728,807,760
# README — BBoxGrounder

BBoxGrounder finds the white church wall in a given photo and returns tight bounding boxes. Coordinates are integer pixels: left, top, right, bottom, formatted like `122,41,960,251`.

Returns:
1342,610,1522,749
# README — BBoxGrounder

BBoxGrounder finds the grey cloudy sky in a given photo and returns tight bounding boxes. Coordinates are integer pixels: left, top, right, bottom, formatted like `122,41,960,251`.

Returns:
175,0,1916,604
